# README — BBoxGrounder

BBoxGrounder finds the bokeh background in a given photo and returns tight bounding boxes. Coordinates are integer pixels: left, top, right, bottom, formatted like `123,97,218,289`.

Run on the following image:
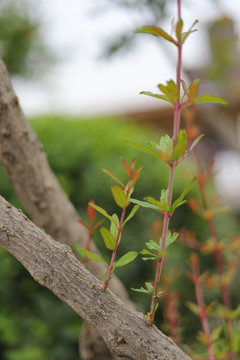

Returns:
1,0,240,359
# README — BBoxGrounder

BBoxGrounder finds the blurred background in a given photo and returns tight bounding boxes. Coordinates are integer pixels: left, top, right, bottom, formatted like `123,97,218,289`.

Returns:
1,0,240,359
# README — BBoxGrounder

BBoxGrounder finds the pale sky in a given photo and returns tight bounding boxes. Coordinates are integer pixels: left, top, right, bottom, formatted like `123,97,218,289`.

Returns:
12,0,240,116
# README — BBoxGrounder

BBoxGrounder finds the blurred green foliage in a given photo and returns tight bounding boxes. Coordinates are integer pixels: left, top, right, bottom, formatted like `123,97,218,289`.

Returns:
0,115,239,358
0,0,53,77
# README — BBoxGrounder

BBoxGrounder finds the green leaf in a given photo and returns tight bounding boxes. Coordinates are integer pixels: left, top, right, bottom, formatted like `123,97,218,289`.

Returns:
186,301,200,316
110,214,119,238
114,251,138,268
140,91,173,104
122,205,140,226
130,198,160,212
170,129,188,161
158,84,176,104
176,18,183,40
100,227,116,250
165,231,179,249
160,189,170,212
145,282,153,292
136,25,176,44
89,203,116,224
210,326,223,342
181,20,198,44
181,79,189,96
157,251,167,259
80,249,108,267
145,240,161,251
171,176,197,213
72,242,85,259
140,248,156,257
131,286,150,294
102,169,124,187
189,134,205,152
158,134,173,161
131,281,153,295
166,80,179,99
126,140,160,157
194,94,228,105
144,196,163,210
111,185,128,208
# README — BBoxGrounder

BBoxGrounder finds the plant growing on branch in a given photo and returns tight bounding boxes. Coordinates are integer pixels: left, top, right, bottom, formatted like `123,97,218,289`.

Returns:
127,0,227,327
77,157,141,291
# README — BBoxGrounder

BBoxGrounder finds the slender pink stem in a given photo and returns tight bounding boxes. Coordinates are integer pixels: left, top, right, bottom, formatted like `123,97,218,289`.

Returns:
102,173,133,291
147,0,182,325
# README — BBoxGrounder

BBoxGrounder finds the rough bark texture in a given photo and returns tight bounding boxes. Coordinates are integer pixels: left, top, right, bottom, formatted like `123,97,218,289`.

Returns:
0,195,192,360
0,59,129,359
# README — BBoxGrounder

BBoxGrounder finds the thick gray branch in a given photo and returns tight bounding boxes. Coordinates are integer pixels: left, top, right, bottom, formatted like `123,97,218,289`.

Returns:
0,195,192,360
0,58,127,359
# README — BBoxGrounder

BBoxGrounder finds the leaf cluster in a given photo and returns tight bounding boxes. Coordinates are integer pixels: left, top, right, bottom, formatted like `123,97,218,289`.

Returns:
77,158,142,288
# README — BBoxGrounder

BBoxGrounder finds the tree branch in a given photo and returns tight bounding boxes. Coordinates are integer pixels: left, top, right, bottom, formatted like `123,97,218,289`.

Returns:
0,58,129,359
0,195,192,360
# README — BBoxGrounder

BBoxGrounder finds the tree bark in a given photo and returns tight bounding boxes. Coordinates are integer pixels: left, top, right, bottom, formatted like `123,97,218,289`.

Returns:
0,195,192,360
0,59,129,359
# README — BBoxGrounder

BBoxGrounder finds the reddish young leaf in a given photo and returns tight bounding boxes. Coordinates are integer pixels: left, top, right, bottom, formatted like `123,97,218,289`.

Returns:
130,156,136,173
102,169,124,187
188,79,201,102
87,201,95,222
77,219,88,229
121,157,130,176
131,167,143,187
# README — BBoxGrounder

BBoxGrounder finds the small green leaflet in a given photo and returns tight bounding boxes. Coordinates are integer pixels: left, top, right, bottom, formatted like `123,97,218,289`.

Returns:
210,326,223,342
136,25,176,45
80,249,108,267
122,205,140,226
140,248,157,261
140,91,172,104
170,129,187,161
89,203,117,225
131,281,153,294
194,94,228,105
186,301,200,316
160,189,170,211
72,242,85,259
111,185,127,208
110,213,119,238
114,251,138,268
126,140,160,157
164,230,179,249
181,20,199,44
100,227,116,250
146,240,161,251
130,198,160,212
176,18,183,40
171,176,197,213
189,134,205,153
102,169,124,187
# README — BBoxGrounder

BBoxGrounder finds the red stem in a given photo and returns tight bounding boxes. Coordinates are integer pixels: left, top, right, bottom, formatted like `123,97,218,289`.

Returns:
102,174,133,291
148,0,182,325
